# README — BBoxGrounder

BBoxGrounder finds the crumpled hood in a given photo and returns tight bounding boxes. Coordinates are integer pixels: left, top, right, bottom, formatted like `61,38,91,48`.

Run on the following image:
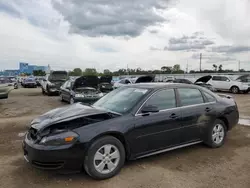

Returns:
31,103,107,131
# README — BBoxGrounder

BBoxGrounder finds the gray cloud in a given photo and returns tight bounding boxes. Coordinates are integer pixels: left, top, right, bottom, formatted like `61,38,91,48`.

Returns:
150,46,162,51
211,45,250,53
165,32,214,51
52,0,172,37
149,29,159,34
191,53,236,63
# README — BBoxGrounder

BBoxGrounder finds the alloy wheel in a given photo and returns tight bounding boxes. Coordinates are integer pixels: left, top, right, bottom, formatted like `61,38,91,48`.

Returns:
231,87,239,94
212,124,225,144
93,144,120,175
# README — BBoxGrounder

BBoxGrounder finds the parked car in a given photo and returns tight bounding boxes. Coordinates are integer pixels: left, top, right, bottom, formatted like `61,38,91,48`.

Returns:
41,71,68,95
196,75,250,94
22,78,37,88
113,78,133,89
194,81,216,92
172,78,193,84
113,75,155,89
98,75,113,93
35,78,44,87
23,83,239,180
0,77,14,99
60,75,104,104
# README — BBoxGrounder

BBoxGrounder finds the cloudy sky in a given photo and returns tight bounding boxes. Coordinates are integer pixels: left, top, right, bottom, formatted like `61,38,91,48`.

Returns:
0,0,249,72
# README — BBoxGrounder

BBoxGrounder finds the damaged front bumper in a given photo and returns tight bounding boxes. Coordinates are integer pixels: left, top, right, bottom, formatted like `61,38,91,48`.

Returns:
22,134,85,172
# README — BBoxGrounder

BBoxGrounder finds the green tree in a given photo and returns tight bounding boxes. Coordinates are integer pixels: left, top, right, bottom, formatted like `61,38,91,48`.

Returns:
161,66,172,73
33,70,46,76
73,68,83,76
103,69,111,75
213,64,217,72
83,68,97,76
218,64,223,72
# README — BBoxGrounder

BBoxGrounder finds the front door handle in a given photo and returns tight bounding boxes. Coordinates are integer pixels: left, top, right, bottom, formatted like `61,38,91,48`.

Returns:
205,107,212,112
170,113,178,119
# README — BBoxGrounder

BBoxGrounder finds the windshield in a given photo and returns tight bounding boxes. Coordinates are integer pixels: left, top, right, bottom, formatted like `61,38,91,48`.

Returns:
93,87,149,114
49,72,67,81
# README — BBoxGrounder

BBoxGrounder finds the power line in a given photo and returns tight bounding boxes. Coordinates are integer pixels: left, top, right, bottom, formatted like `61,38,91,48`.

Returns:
199,53,202,72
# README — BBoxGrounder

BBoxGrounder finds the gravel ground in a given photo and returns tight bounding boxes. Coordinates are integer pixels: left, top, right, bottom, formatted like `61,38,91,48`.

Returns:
0,88,249,188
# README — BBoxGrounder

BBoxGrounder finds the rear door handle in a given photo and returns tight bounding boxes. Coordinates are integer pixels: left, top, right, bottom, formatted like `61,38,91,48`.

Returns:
205,107,212,112
170,113,178,119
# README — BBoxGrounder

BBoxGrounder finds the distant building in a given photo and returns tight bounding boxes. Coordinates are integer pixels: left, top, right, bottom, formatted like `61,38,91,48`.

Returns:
19,62,47,74
0,62,48,76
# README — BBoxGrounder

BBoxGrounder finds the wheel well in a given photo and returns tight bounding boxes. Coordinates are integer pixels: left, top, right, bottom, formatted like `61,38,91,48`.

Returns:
218,117,229,131
230,85,239,90
90,133,130,159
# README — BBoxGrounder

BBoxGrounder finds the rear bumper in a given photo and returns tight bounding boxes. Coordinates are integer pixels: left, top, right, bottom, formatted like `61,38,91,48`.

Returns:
22,137,85,172
24,83,37,87
241,87,250,92
226,110,239,130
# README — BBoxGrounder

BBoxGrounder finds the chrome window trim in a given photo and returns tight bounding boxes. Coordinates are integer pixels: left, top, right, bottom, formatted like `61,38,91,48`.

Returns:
135,88,216,117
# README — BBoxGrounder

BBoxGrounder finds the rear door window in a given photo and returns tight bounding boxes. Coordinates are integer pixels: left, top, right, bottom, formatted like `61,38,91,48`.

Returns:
178,88,204,106
220,76,230,81
212,76,221,81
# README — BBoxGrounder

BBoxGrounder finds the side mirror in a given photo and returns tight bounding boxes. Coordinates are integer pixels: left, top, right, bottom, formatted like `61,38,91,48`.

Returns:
141,105,159,113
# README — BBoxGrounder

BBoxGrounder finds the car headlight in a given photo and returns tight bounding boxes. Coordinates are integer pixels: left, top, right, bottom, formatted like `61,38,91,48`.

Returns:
101,85,106,88
98,93,104,97
40,131,79,146
48,83,55,87
75,93,85,98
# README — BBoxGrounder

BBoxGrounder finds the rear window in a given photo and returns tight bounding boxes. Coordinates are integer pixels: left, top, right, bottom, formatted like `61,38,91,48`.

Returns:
203,92,216,102
178,88,204,106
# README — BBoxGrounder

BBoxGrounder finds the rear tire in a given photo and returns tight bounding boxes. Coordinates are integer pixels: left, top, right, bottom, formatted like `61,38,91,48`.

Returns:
231,86,239,94
84,136,125,180
205,119,227,148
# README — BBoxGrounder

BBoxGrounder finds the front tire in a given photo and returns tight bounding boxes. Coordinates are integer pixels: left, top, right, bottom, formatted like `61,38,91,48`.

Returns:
205,120,226,148
231,86,239,94
84,136,125,180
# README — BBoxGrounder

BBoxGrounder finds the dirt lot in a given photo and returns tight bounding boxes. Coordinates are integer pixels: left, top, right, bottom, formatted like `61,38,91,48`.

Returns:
0,88,250,188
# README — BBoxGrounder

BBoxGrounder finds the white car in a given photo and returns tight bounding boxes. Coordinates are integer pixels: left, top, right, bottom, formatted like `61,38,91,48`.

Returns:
113,75,155,89
113,78,133,89
196,75,250,94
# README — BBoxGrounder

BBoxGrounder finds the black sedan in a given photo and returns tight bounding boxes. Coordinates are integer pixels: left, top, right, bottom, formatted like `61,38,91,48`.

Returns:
23,83,239,180
60,76,104,104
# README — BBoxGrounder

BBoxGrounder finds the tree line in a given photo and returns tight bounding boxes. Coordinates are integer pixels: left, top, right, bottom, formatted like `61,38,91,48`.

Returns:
29,64,248,77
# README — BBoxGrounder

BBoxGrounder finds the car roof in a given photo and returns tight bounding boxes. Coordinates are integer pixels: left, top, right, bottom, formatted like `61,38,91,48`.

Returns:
125,82,200,89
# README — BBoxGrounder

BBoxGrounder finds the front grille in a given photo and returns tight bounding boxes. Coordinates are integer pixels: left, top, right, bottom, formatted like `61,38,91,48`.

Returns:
32,161,64,169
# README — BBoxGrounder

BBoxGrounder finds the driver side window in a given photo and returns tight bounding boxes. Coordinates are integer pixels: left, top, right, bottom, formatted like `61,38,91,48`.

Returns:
143,89,176,111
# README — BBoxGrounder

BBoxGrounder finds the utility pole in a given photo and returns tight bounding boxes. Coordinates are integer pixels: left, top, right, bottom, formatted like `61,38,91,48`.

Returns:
238,61,240,72
200,53,202,72
127,64,129,75
186,60,189,73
